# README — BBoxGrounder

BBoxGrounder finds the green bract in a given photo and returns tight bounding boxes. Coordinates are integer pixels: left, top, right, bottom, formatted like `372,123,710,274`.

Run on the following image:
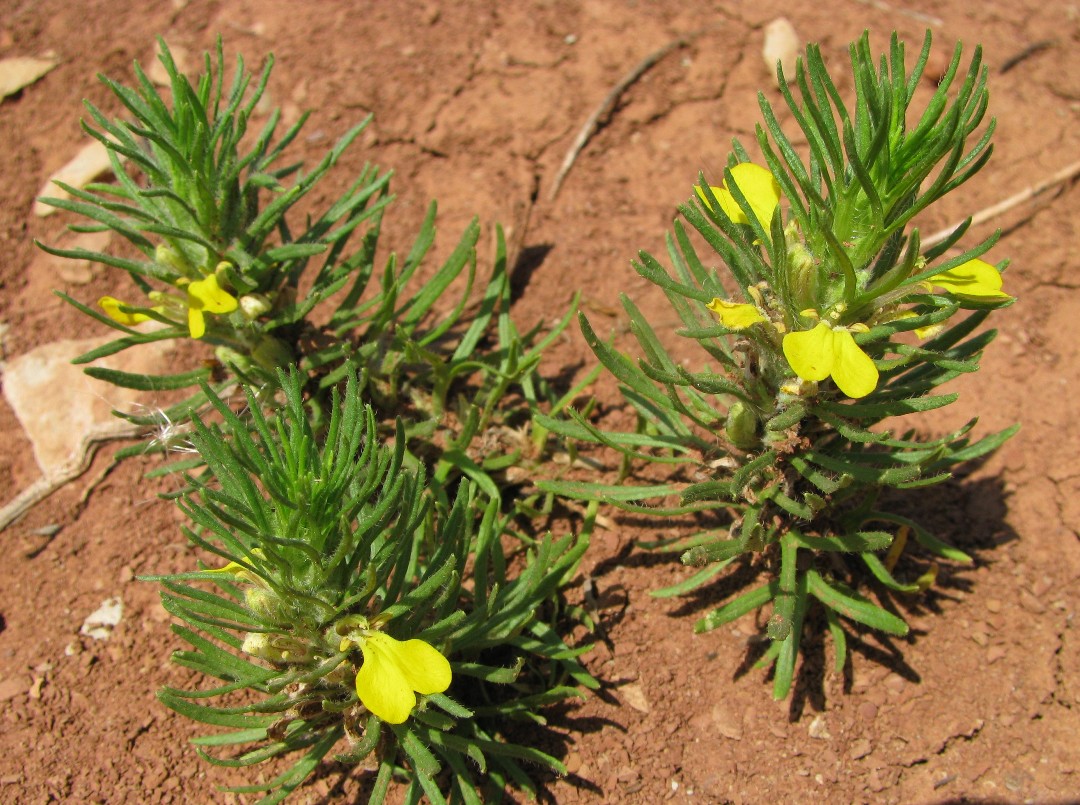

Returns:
148,371,594,803
542,31,1017,698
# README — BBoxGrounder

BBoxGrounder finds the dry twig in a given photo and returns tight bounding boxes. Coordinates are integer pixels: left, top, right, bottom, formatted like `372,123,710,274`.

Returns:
0,422,141,532
923,159,1080,249
549,36,691,201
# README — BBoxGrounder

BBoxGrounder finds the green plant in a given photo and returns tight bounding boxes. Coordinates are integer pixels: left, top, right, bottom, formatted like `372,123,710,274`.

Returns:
38,39,579,494
541,31,1017,698
148,370,595,803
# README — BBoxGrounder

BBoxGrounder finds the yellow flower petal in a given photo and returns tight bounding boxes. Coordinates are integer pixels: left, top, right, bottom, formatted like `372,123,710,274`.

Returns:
705,298,767,330
829,328,879,398
355,632,450,724
697,163,780,229
782,323,878,398
356,633,417,724
782,322,835,382
188,274,239,313
188,307,207,339
185,274,238,338
99,296,151,326
201,548,265,581
931,259,1011,301
395,638,453,695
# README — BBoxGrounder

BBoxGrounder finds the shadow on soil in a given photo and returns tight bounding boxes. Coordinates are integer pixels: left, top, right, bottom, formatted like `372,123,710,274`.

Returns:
573,463,1018,726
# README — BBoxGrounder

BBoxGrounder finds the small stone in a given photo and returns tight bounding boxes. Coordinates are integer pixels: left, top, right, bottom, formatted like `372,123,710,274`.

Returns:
1019,591,1046,614
808,714,831,740
986,646,1008,664
620,682,651,714
564,751,582,775
985,598,1003,613
0,678,24,701
0,56,58,100
850,738,873,760
1031,575,1054,598
33,140,117,217
80,597,123,640
970,631,989,647
1,336,173,477
858,702,878,723
762,18,800,86
710,704,743,740
885,673,906,694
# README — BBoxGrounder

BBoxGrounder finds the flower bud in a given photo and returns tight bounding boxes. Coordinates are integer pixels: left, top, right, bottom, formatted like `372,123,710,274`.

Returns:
155,242,191,276
242,632,287,663
251,335,295,372
725,402,760,450
215,345,254,373
245,586,287,623
239,293,273,320
786,241,818,309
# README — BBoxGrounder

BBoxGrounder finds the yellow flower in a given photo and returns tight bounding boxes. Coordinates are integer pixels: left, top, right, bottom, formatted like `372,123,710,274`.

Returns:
99,296,154,327
696,163,781,229
342,631,451,724
782,321,879,398
185,274,238,338
99,272,239,338
706,298,767,329
929,258,1011,302
201,548,265,584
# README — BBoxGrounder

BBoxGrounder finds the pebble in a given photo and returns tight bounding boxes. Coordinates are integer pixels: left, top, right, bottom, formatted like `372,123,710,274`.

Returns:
1032,576,1054,598
564,751,582,774
808,714,832,740
33,140,117,217
762,18,800,87
850,738,873,760
987,646,1008,664
0,55,57,100
1019,591,1046,614
858,702,879,723
620,682,651,714
80,597,123,640
885,673,906,694
0,678,24,701
986,598,1003,613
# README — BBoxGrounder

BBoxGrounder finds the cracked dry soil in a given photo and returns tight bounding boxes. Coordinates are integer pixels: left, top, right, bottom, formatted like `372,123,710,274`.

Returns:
1,1,1079,803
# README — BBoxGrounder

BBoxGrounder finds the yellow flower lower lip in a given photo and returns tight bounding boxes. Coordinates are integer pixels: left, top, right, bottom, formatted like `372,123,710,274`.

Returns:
696,162,781,230
99,296,154,327
186,274,239,339
705,298,767,330
930,258,1011,301
782,322,879,398
353,632,451,724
